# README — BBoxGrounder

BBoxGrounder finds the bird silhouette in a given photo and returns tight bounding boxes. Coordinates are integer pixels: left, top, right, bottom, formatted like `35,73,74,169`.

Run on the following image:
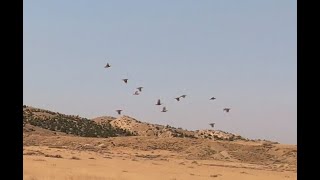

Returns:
210,97,216,100
156,99,162,105
175,97,180,101
104,63,111,68
223,108,230,113
161,106,168,112
209,123,215,128
133,91,140,95
137,87,143,92
116,110,122,115
180,95,187,98
122,79,128,84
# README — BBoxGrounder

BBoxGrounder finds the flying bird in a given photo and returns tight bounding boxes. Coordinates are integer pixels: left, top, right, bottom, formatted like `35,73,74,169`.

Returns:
137,87,143,92
175,97,180,101
223,108,230,113
210,97,216,100
180,95,187,98
133,91,140,95
161,106,168,112
116,110,122,115
122,79,128,84
104,63,111,68
209,123,215,128
155,99,162,105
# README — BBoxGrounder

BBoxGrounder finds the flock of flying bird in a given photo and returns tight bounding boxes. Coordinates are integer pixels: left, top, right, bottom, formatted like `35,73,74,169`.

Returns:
104,63,231,129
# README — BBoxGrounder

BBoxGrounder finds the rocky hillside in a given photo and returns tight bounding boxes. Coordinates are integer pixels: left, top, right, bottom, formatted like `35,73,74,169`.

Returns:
195,129,245,141
94,115,248,141
23,105,265,142
94,115,196,138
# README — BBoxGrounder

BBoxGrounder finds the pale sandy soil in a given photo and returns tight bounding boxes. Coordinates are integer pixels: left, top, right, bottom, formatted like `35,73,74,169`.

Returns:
23,144,296,180
23,124,296,180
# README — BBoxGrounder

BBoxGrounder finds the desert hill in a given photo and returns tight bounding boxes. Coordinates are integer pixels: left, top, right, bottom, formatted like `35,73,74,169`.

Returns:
102,115,250,141
23,106,133,137
23,105,296,179
24,105,252,142
23,105,278,142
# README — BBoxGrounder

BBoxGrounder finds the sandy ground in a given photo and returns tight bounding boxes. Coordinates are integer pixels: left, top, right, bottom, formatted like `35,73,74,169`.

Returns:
23,145,296,180
23,109,297,180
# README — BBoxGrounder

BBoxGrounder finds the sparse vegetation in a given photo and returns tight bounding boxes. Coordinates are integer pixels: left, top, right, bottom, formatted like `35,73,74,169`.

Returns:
44,154,63,158
23,107,134,138
71,156,80,160
210,174,218,177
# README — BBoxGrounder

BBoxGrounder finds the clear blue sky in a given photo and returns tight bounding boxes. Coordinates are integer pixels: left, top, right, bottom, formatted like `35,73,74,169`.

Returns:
23,0,297,144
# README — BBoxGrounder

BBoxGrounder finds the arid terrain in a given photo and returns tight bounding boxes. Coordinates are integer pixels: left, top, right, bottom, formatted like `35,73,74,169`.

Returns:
23,106,297,180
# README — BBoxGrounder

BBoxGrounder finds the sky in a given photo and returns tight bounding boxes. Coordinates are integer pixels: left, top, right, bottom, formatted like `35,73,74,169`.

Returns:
23,0,297,144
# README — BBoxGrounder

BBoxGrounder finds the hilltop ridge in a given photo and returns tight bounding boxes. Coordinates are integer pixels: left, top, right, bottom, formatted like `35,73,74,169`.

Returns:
23,105,275,143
